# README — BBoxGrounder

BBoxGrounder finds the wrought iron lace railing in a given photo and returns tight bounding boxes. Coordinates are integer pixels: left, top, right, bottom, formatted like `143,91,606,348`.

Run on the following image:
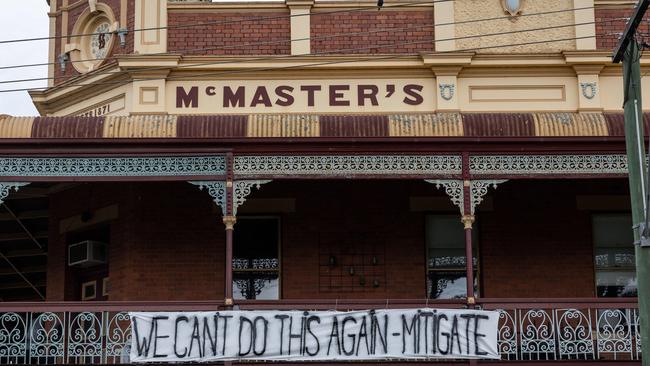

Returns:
0,299,641,364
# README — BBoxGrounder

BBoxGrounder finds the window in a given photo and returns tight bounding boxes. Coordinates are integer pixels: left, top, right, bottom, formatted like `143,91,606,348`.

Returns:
102,277,110,297
426,215,478,299
81,281,97,301
233,217,280,300
593,214,636,297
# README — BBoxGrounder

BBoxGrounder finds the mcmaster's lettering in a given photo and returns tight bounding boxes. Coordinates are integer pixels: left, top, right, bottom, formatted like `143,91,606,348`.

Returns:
176,86,198,108
175,83,426,109
223,86,245,108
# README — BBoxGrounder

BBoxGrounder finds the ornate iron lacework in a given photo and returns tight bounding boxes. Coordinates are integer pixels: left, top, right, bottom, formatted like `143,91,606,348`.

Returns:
0,305,643,363
233,258,279,270
470,155,628,176
426,180,463,213
426,179,507,215
234,155,462,176
470,180,508,214
67,312,103,363
189,180,272,216
0,182,29,205
189,181,227,216
428,256,478,268
233,180,271,216
0,156,226,177
234,278,275,299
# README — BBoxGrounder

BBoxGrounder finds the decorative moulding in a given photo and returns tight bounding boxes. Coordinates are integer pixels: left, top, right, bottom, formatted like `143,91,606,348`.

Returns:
580,82,598,100
501,0,524,17
439,84,455,101
68,3,118,74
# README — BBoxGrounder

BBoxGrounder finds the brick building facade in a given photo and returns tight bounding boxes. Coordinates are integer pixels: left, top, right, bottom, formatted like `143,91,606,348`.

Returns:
0,0,645,364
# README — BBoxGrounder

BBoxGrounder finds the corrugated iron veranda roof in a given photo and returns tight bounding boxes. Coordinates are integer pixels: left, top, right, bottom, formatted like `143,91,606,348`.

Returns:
0,112,634,139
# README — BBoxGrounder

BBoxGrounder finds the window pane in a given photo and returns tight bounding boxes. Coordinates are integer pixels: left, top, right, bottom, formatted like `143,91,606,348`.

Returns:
596,271,637,297
595,247,635,268
427,271,478,299
593,214,633,248
593,214,637,298
233,218,280,300
233,273,280,300
426,215,477,269
426,215,464,249
233,218,279,260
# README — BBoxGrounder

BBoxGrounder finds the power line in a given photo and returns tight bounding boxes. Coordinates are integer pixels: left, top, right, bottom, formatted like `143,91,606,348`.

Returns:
0,0,451,45
1,18,597,85
0,33,597,94
0,10,605,86
0,4,597,71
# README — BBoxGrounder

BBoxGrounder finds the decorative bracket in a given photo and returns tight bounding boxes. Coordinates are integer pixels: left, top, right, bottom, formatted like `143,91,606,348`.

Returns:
425,179,464,214
426,179,508,215
190,180,272,217
0,183,30,205
469,180,508,215
580,82,597,100
233,180,272,216
439,84,455,101
189,181,227,216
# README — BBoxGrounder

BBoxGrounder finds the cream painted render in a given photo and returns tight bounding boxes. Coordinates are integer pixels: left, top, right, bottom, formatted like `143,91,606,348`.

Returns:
287,0,313,55
29,0,645,116
135,0,167,54
31,52,649,116
454,0,577,53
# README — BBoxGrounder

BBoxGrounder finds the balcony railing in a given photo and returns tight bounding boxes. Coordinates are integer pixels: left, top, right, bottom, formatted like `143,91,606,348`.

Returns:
0,298,640,364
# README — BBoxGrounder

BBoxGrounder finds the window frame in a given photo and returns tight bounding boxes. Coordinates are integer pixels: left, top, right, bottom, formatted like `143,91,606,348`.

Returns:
232,215,282,300
424,213,480,299
102,277,110,297
591,212,637,298
81,280,97,301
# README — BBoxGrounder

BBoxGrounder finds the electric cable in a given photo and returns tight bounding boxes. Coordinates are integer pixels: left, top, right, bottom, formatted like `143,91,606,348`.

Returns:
0,33,597,94
0,4,598,71
0,0,452,45
0,15,609,89
0,18,599,85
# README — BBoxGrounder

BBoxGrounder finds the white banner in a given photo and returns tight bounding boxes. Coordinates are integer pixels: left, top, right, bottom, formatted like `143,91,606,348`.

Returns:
129,309,500,363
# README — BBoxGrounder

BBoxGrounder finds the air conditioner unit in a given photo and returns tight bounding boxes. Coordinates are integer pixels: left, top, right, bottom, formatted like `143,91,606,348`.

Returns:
68,240,107,267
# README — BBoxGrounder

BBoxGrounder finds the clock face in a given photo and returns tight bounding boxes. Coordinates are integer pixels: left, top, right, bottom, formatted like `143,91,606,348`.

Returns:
89,22,112,60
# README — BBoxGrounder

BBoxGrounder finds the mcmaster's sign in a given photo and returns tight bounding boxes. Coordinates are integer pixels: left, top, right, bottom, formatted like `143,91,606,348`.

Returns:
168,79,436,114
129,309,499,363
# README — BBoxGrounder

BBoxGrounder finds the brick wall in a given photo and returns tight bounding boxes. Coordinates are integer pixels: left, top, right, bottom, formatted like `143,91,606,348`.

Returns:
596,7,650,50
114,182,224,301
311,11,434,54
167,12,291,55
47,179,626,301
47,182,133,300
265,180,427,299
47,182,225,301
479,181,596,298
54,0,132,86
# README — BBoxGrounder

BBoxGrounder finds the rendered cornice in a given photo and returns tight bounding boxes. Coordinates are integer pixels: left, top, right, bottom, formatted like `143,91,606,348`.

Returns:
313,0,433,8
117,54,182,69
420,52,474,66
563,51,615,65
168,1,288,10
285,0,314,8
177,54,423,70
29,66,128,115
594,0,637,7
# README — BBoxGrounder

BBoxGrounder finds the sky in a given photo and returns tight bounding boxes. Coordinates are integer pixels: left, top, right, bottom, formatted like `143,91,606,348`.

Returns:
0,0,50,116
